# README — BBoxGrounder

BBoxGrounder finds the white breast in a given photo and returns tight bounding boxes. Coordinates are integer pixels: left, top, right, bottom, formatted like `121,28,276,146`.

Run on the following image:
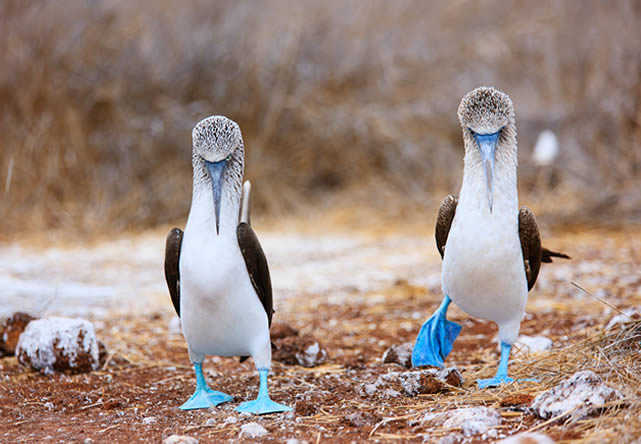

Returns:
441,150,527,344
178,197,271,368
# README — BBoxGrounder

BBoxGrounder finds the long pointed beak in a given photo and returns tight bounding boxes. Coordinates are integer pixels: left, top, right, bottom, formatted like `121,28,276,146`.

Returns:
473,132,500,213
205,159,227,234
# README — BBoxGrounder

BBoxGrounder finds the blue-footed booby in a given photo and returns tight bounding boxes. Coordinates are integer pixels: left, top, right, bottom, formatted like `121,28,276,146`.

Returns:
411,87,569,388
164,115,291,414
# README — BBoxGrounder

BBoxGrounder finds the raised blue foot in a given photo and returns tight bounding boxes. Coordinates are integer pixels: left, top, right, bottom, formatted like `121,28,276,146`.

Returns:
179,362,233,410
235,369,292,415
476,342,538,389
412,296,462,367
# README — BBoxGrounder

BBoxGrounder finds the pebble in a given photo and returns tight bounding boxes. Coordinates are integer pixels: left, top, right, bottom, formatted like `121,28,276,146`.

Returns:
531,370,623,420
162,435,198,444
497,432,555,444
515,335,553,354
240,422,268,438
16,318,102,374
382,342,413,368
421,406,502,437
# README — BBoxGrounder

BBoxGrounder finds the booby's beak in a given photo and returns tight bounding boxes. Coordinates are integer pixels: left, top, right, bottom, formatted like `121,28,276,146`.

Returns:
473,131,500,213
205,159,227,234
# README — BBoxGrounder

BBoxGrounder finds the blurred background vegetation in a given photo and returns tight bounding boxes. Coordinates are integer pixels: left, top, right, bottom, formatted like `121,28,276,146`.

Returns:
1,0,640,237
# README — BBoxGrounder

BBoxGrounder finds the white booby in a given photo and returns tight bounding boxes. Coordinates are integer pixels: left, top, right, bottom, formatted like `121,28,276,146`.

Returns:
164,116,291,414
411,87,569,388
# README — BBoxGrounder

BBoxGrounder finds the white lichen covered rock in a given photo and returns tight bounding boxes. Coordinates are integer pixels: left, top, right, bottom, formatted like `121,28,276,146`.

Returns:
272,335,328,368
497,432,555,444
421,406,502,437
359,367,462,398
162,435,199,444
382,342,413,368
16,317,101,374
240,422,268,438
531,370,623,420
515,335,553,354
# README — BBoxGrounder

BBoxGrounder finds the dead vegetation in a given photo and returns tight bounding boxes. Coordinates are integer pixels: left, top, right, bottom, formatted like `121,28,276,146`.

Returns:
1,0,641,237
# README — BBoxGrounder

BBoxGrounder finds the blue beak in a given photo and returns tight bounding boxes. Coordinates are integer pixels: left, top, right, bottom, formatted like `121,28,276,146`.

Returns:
472,131,500,213
205,159,227,234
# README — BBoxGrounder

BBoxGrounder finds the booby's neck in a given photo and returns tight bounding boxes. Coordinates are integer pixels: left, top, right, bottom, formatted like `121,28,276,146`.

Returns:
459,133,519,216
187,151,244,237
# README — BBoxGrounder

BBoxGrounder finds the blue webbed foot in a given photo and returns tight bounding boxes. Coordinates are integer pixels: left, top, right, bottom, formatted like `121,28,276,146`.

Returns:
179,362,233,410
235,369,292,415
180,386,234,410
236,397,292,415
476,342,538,389
411,296,461,367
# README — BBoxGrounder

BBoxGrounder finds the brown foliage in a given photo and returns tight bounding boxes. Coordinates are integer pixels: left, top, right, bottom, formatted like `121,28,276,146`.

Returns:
1,0,640,236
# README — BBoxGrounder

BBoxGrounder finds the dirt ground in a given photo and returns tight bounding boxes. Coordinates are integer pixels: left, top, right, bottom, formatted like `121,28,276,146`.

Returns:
1,224,640,443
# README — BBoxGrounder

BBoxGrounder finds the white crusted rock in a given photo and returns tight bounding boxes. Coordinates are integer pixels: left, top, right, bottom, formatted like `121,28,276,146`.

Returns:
421,406,502,437
240,422,268,438
16,318,101,374
359,367,462,398
162,435,199,444
531,370,622,420
515,335,553,354
497,432,555,444
382,342,413,368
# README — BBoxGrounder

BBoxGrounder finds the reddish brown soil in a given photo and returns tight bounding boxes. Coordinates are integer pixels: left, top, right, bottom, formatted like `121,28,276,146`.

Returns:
0,279,619,443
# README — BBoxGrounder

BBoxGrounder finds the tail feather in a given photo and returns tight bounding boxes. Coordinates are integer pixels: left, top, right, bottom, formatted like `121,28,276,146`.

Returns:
541,247,570,263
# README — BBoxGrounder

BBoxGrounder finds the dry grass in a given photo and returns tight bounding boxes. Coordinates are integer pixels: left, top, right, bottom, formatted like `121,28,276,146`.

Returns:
1,0,641,237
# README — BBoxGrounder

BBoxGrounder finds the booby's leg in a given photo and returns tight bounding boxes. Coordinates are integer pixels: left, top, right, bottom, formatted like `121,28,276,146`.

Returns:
411,295,462,367
235,369,292,415
179,362,234,410
477,342,537,389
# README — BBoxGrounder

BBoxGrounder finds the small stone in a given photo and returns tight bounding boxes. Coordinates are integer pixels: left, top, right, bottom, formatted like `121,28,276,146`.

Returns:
223,415,238,424
515,335,553,354
44,401,54,410
240,422,268,438
421,406,501,437
16,318,102,374
359,367,462,398
272,335,328,367
83,439,94,444
162,435,198,444
497,432,555,444
142,416,157,424
531,370,623,420
0,312,36,355
382,342,413,368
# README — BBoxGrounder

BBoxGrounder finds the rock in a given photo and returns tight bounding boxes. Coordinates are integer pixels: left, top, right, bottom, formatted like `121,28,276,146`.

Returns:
497,432,555,444
142,416,157,424
531,370,623,420
162,435,199,444
359,367,462,398
421,406,502,437
240,422,268,438
605,308,639,330
515,335,553,354
270,323,299,340
16,318,102,374
382,342,413,368
272,335,328,367
0,312,36,355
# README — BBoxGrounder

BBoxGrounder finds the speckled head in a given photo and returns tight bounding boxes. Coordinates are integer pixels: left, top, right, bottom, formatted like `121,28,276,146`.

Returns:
458,87,514,135
192,115,244,162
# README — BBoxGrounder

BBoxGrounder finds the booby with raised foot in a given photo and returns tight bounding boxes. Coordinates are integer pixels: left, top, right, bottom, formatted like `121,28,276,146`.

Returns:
164,115,291,414
411,87,569,388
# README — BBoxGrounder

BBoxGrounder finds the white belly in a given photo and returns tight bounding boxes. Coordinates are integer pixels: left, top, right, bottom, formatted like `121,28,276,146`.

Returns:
442,206,527,342
179,228,270,367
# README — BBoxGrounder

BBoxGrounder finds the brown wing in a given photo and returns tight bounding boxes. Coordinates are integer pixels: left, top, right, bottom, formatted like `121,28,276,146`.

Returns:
237,222,274,326
518,207,542,291
435,195,458,259
164,228,183,317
